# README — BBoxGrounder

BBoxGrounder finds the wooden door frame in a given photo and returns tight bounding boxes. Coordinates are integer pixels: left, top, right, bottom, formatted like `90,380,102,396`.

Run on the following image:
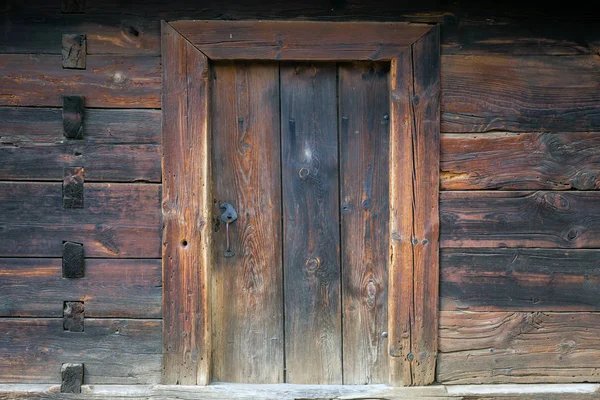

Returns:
161,20,440,386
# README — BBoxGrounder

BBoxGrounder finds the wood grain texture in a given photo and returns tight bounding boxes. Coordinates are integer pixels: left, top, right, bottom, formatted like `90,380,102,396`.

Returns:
170,20,431,61
0,54,160,108
281,63,342,384
161,22,212,385
440,132,600,190
0,224,160,259
0,318,161,384
0,142,160,182
441,55,600,133
388,26,440,386
440,191,600,248
339,62,390,384
0,107,161,144
0,258,161,318
210,62,283,383
438,311,600,384
441,249,600,311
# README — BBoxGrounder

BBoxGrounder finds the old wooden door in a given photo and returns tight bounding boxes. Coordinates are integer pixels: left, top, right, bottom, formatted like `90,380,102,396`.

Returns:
162,21,440,387
210,60,390,385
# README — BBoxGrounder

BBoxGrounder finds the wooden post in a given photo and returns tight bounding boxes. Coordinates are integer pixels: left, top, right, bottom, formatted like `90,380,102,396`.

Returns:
161,21,212,385
388,25,440,386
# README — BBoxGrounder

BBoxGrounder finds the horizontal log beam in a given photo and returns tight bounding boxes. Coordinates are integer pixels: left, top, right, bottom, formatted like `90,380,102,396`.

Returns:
441,249,600,311
0,55,160,108
440,132,600,190
0,258,161,318
0,318,161,384
0,183,161,258
438,311,600,384
440,191,600,248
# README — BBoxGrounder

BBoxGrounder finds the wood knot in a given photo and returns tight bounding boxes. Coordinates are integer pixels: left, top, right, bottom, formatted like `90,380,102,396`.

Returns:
112,71,128,84
541,192,570,211
305,257,321,272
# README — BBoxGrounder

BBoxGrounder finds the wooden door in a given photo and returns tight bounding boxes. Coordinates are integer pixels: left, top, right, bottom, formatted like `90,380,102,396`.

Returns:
210,61,390,384
162,21,440,387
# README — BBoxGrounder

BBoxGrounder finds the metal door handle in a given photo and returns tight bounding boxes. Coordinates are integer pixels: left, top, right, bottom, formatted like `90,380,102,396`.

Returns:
219,203,237,257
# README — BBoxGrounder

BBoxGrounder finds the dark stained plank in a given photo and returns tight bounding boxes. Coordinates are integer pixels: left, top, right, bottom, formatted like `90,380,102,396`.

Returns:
441,55,600,133
338,62,390,384
0,55,160,108
442,18,598,55
388,26,440,386
161,21,211,385
440,132,600,190
438,311,600,384
210,62,283,383
171,20,431,61
0,318,161,384
440,191,600,248
0,12,160,55
0,258,161,318
0,224,160,259
0,142,161,182
0,107,161,145
0,182,160,227
281,62,342,384
441,249,600,311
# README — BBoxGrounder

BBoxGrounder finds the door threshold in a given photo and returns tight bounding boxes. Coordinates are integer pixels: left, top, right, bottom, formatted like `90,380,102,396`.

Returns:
1,383,600,399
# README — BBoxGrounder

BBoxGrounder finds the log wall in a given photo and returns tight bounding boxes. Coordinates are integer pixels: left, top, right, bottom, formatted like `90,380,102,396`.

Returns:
0,0,598,385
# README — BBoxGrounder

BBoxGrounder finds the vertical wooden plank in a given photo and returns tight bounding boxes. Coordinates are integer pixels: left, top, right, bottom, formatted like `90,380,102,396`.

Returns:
161,21,212,385
388,50,416,387
281,63,342,384
389,26,440,386
410,25,440,386
339,62,390,384
210,62,284,383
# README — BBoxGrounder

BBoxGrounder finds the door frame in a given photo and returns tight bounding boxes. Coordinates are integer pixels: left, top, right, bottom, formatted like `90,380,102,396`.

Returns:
161,20,440,386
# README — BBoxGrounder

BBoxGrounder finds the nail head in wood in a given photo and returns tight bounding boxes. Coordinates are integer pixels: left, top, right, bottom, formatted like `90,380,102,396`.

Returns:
62,241,84,278
61,0,85,13
61,363,84,393
63,301,84,332
63,167,84,209
63,95,85,139
62,34,87,69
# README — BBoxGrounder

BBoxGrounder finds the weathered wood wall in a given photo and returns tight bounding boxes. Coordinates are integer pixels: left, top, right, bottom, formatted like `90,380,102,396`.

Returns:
0,0,599,385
